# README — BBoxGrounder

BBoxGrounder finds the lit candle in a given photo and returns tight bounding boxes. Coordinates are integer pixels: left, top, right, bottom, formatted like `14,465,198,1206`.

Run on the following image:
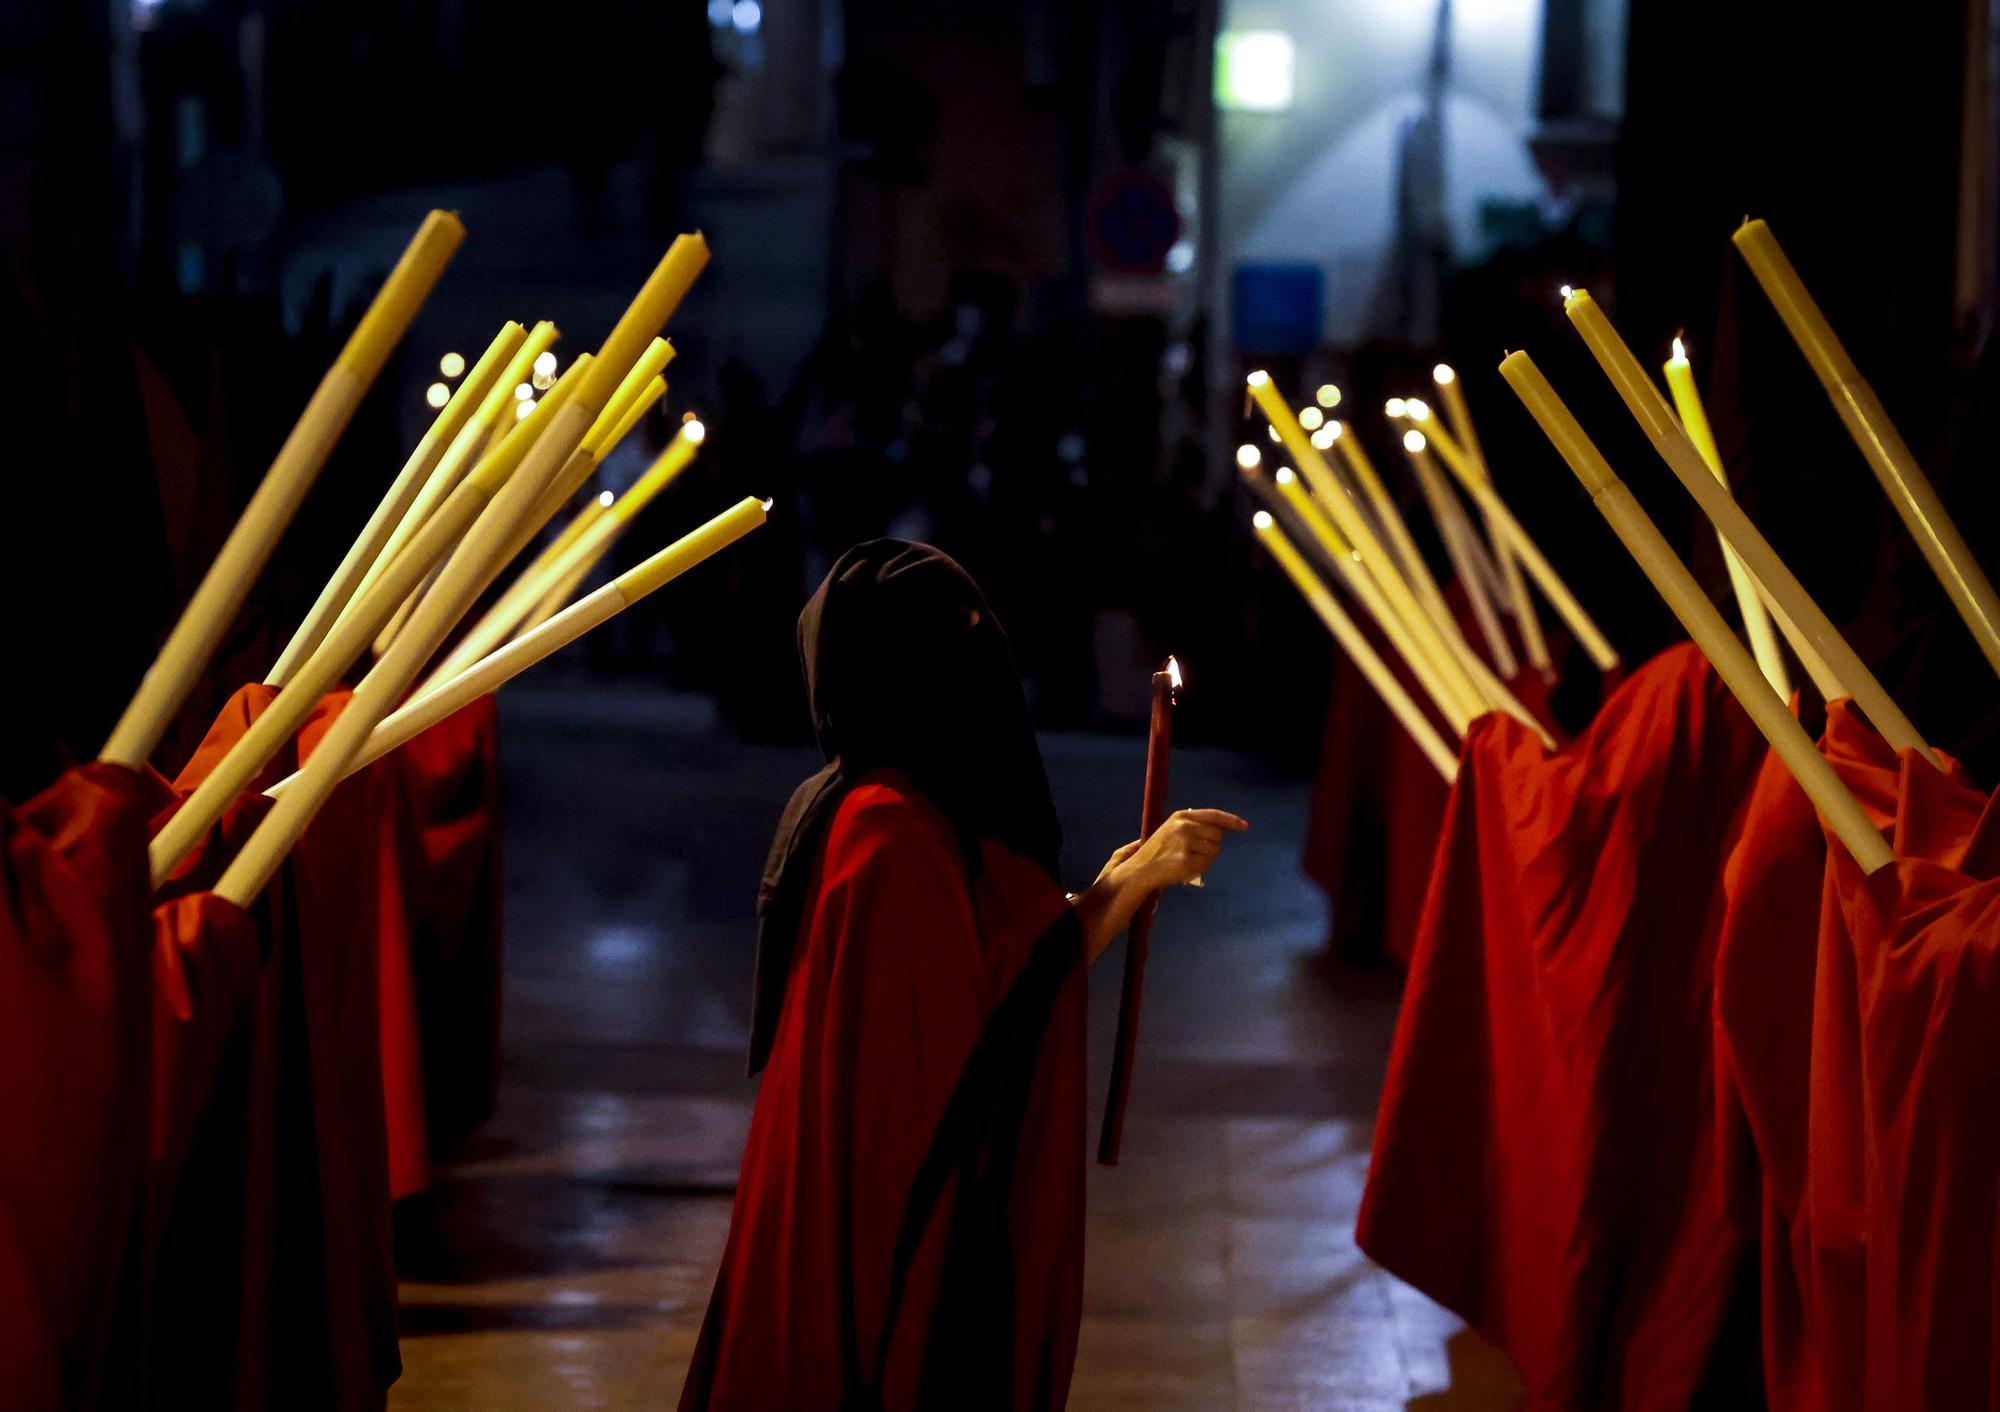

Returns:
1432,363,1553,676
1733,218,2000,677
1661,338,1795,699
1247,371,1487,718
1265,466,1475,732
1497,350,1892,874
1099,655,1181,1166
268,496,771,795
1254,511,1460,782
427,417,709,688
1560,286,1933,762
1401,430,1518,678
1399,370,1621,672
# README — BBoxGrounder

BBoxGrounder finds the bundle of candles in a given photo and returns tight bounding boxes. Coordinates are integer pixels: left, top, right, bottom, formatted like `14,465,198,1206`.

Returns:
1240,219,2000,1409
2,209,773,1403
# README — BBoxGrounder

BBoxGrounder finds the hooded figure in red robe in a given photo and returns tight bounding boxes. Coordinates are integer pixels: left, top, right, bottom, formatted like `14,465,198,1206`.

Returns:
679,540,1245,1412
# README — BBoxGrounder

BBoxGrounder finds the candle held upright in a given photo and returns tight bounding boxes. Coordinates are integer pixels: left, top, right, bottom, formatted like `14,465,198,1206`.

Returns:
1098,656,1180,1166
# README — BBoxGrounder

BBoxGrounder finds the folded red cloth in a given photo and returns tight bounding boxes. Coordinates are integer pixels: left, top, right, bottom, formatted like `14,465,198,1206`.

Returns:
0,763,161,1410
1358,643,1767,1409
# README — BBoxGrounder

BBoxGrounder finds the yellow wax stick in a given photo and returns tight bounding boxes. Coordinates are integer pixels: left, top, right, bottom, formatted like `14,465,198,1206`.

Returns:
148,357,592,884
1249,372,1490,721
269,320,525,688
214,236,712,907
1735,218,2000,678
373,352,590,659
1401,400,1542,645
1330,424,1458,640
1411,393,1622,672
1500,350,1893,873
1265,467,1473,734
519,366,670,558
1662,339,1793,699
266,497,770,796
1268,464,1551,744
100,209,464,769
350,319,560,633
1402,431,1518,677
1433,365,1554,675
1253,509,1460,782
1561,287,1935,764
425,416,708,689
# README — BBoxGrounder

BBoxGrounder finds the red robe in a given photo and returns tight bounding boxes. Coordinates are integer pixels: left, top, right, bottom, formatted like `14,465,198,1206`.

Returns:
1357,643,1768,1410
680,770,1086,1412
385,694,504,1162
144,684,400,1411
0,763,160,1410
1814,724,1997,1408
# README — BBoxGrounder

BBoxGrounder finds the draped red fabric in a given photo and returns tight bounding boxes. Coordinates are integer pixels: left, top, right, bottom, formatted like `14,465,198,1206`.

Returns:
0,763,160,1409
680,772,1085,1412
145,685,400,1411
1810,726,1998,1409
388,694,503,1157
1302,593,1569,968
1357,644,1768,1410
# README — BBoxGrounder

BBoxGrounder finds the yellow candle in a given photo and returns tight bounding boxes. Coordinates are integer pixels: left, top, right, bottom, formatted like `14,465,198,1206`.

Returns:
1734,217,2000,677
1561,286,1934,763
1254,510,1460,782
1497,349,1892,873
1267,468,1476,732
1402,431,1517,678
1432,364,1553,675
1662,339,1793,698
1248,371,1486,717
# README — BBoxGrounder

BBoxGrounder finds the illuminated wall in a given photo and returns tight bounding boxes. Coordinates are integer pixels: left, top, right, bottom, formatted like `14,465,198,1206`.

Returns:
1217,0,1553,351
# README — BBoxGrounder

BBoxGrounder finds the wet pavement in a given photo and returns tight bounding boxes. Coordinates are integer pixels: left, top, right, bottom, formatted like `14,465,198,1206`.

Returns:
389,682,1525,1410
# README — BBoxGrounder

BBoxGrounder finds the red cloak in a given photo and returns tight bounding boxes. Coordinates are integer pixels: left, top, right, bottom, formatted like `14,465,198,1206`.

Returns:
0,763,160,1409
679,771,1086,1412
143,684,400,1410
1814,725,1998,1409
1357,643,1768,1410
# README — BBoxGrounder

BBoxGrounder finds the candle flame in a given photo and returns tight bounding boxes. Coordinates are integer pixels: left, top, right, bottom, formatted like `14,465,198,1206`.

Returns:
596,490,614,507
1315,383,1341,408
762,497,775,511
1405,398,1431,422
1671,335,1688,362
1559,284,1573,300
683,418,707,444
1235,443,1262,470
1309,426,1336,450
1384,396,1407,418
1298,406,1324,430
1167,656,1183,692
1403,429,1427,453
1432,363,1455,385
1252,509,1275,530
1247,369,1270,388
1327,420,1344,440
1274,467,1297,486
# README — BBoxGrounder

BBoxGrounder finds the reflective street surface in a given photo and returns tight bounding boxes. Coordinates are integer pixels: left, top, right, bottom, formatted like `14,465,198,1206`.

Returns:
390,683,1524,1410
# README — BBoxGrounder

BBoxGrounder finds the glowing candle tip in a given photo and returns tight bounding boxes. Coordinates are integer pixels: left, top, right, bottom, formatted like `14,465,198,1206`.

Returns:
1235,443,1262,470
1252,509,1275,530
1167,656,1183,691
1247,370,1270,388
1403,429,1427,453
1671,335,1688,362
1384,396,1407,418
1432,363,1455,385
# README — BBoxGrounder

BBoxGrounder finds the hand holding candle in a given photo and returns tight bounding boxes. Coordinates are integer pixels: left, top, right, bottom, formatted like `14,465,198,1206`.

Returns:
1090,659,1248,1165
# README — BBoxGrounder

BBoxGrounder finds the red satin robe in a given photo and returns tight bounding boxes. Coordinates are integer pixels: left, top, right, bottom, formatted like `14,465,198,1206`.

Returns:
679,770,1086,1412
1357,644,1768,1410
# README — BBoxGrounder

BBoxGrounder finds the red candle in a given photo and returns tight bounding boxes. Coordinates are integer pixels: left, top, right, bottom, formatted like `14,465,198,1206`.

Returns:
1098,655,1179,1165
